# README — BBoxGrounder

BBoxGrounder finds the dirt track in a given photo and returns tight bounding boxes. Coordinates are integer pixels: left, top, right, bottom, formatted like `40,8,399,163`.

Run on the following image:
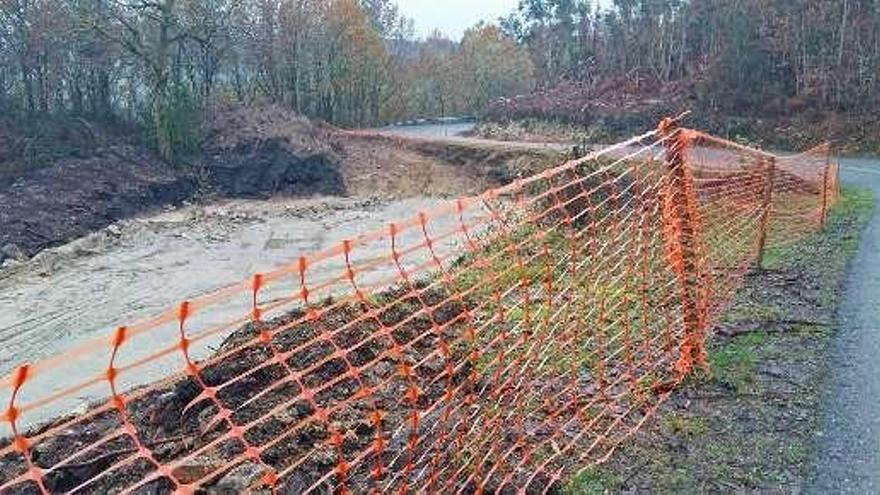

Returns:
0,196,461,427
810,158,880,492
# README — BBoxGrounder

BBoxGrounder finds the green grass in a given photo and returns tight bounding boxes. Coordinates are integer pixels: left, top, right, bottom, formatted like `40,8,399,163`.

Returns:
662,414,709,438
709,331,769,394
761,187,874,271
422,175,871,492
563,466,621,495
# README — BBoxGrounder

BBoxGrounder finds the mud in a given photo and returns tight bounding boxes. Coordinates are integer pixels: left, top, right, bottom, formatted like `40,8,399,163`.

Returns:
0,285,470,494
0,196,461,422
0,118,569,492
199,104,346,199
204,138,345,199
0,138,346,264
0,109,559,265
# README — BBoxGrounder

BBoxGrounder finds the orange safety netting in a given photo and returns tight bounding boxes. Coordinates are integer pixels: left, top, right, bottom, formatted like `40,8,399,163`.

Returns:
0,119,840,494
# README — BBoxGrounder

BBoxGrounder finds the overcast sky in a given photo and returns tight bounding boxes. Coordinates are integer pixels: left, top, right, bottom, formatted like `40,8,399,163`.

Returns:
395,0,521,40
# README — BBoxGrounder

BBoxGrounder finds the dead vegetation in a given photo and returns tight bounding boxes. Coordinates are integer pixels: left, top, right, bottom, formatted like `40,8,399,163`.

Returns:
479,72,880,153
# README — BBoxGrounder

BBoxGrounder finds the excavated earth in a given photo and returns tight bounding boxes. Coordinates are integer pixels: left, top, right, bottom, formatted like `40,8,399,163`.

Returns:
0,105,556,265
0,111,567,492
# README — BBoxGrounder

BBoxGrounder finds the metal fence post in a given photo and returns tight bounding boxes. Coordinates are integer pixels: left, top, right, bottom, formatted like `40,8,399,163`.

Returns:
658,117,708,376
755,156,776,270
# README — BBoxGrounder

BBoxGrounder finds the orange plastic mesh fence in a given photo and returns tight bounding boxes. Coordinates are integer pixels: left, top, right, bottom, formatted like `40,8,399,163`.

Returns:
0,122,840,494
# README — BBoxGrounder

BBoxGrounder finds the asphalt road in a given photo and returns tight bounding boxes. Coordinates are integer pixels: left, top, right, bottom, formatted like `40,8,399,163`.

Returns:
811,157,880,493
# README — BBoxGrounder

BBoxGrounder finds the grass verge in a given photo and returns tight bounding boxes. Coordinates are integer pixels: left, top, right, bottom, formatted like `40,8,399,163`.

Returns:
562,187,874,494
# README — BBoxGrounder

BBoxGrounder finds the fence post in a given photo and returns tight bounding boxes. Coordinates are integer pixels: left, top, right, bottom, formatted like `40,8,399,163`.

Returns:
835,148,842,199
658,117,708,376
755,156,776,270
818,146,831,229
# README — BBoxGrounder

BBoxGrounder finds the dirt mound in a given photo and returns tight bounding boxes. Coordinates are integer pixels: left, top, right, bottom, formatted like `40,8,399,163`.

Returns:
0,106,349,262
200,104,346,198
0,104,562,265
203,137,345,198
202,103,332,153
0,285,470,494
0,116,141,188
0,146,196,262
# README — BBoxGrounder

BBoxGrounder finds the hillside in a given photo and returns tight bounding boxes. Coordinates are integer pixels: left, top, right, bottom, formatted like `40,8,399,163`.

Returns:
480,74,880,153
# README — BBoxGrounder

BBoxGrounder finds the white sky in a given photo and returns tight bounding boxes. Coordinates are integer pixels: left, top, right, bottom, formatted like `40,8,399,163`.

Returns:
395,0,521,40
395,0,613,40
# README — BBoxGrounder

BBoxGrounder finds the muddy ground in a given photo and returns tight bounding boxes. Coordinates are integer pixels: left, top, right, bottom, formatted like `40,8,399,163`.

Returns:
0,284,474,494
0,196,460,408
4,112,870,492
562,188,874,493
0,105,559,264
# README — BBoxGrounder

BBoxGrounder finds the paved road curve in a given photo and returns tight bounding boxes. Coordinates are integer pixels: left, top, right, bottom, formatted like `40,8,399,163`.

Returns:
811,158,880,493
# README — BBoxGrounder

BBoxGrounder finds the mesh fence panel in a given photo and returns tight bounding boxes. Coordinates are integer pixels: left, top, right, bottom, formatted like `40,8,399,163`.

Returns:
0,122,840,494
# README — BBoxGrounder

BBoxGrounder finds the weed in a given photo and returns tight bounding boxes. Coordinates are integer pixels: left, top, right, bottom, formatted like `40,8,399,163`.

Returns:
662,414,709,438
709,331,768,394
568,188,875,491
562,466,619,495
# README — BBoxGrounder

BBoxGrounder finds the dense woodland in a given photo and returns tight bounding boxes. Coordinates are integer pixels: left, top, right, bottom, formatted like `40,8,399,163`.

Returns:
1,0,878,163
501,0,880,115
0,0,534,162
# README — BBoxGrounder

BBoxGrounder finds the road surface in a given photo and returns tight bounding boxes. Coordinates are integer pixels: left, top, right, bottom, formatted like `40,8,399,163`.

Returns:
810,157,880,493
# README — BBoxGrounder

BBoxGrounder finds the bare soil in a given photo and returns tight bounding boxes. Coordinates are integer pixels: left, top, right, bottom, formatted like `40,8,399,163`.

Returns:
0,284,472,494
0,105,560,264
0,146,198,264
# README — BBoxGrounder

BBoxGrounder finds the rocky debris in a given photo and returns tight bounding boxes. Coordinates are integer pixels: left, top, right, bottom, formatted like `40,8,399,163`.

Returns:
0,243,22,265
106,224,123,238
4,243,28,261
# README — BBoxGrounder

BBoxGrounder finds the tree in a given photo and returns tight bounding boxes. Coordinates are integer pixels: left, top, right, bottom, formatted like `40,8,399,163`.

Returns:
459,23,535,111
181,0,243,100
